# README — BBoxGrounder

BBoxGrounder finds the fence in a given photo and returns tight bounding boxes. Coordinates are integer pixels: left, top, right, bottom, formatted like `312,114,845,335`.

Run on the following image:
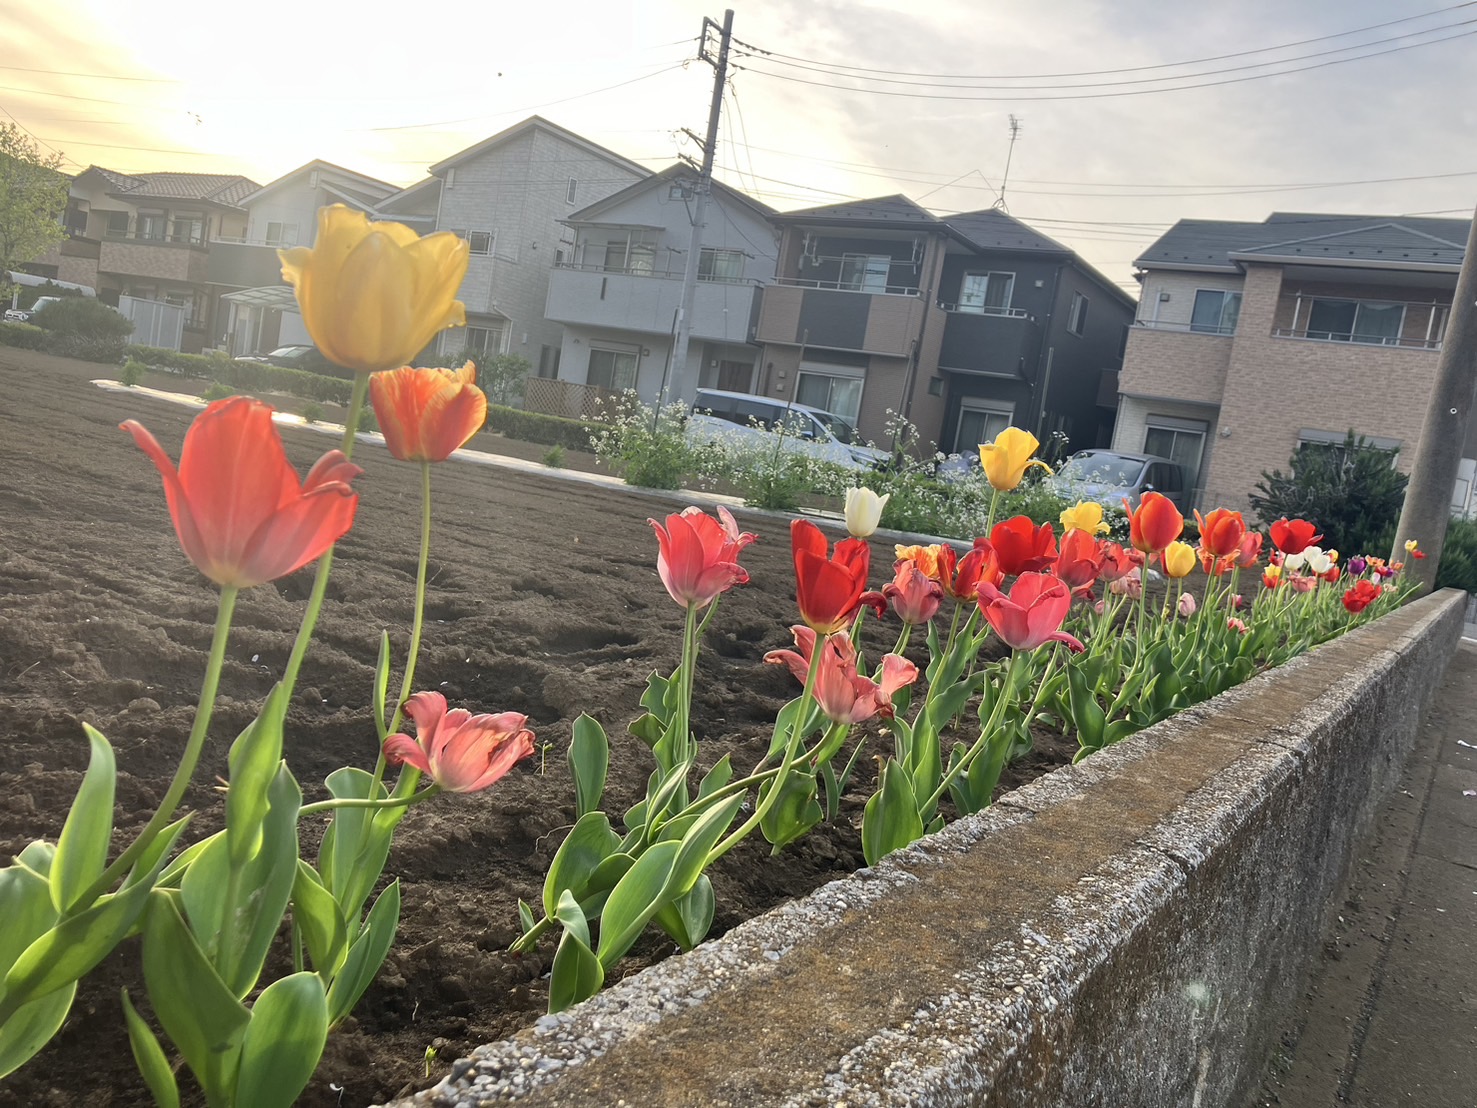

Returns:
522,377,620,421
118,296,185,351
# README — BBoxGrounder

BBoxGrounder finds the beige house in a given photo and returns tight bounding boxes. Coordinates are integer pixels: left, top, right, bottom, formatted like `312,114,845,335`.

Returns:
1115,212,1470,513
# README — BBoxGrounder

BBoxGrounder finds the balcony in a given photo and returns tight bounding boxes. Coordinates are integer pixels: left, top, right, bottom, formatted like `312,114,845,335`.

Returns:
544,263,759,344
1118,323,1232,406
206,240,289,290
937,306,1037,377
753,283,924,357
98,233,209,284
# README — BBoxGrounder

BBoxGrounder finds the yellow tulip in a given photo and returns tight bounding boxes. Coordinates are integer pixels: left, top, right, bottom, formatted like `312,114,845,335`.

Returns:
978,427,1051,491
1059,500,1110,536
279,205,470,373
895,543,944,580
1161,541,1197,578
844,487,889,538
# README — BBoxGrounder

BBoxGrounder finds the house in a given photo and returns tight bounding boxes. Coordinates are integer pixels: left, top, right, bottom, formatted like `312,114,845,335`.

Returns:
27,167,259,352
542,163,779,408
1115,212,1471,513
751,196,1134,455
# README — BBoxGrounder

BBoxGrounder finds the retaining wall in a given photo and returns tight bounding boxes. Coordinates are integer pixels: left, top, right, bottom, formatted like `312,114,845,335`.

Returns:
392,589,1465,1108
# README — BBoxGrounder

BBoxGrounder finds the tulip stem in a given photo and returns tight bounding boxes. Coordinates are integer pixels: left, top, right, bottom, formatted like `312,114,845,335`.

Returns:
340,372,370,456
386,461,434,741
925,650,1023,813
1134,564,1150,654
300,787,437,816
81,586,238,907
674,601,700,767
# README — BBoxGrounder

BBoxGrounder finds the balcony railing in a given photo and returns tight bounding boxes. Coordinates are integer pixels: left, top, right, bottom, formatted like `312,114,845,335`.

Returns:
553,260,761,286
1272,327,1441,350
938,301,1029,318
103,229,208,248
774,276,919,297
1132,319,1237,336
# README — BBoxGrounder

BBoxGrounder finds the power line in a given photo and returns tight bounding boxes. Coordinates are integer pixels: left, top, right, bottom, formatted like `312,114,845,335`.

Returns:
0,64,178,83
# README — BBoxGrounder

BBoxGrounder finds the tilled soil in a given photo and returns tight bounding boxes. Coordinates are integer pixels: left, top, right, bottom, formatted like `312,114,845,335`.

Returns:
0,348,1072,1107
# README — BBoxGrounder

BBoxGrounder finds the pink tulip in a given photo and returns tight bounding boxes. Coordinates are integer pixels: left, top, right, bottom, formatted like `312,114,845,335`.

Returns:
764,626,918,725
1227,617,1248,634
976,572,1085,653
383,691,534,793
883,561,944,625
648,505,756,609
1177,592,1197,618
1109,574,1142,599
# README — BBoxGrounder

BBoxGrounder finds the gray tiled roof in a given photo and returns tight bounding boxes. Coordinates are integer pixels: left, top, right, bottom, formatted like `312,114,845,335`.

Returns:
774,194,941,225
944,208,1069,253
89,167,261,207
1137,212,1470,272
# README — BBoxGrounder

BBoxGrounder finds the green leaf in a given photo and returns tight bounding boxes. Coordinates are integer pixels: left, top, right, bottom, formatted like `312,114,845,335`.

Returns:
577,853,635,920
641,759,694,836
924,679,975,735
234,973,329,1108
542,812,622,919
372,631,392,740
121,989,180,1108
595,841,680,969
325,881,400,1028
141,892,250,1102
0,863,58,981
569,715,610,820
126,817,192,891
548,892,603,1014
759,772,823,853
0,983,75,1080
317,767,391,923
50,725,115,914
291,861,348,979
666,793,744,901
13,841,55,881
639,671,675,724
861,759,925,866
652,875,715,951
517,899,537,935
1067,665,1106,752
696,754,732,800
224,683,290,866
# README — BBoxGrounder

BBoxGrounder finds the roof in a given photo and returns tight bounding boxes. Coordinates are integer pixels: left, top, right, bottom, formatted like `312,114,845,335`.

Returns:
240,159,400,208
428,115,651,178
80,166,261,207
943,208,1070,254
773,194,941,227
563,163,776,226
1137,212,1472,274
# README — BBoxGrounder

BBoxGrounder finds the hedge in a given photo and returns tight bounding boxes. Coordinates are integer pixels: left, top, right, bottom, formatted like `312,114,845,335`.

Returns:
485,405,606,451
121,345,354,404
0,322,47,351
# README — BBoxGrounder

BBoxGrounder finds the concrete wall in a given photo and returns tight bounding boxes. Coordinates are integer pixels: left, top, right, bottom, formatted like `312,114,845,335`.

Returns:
390,590,1464,1108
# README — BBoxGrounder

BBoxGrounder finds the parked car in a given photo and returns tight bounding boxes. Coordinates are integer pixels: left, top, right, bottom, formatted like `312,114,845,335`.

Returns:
685,388,891,472
4,296,64,324
238,344,355,379
1049,449,1193,513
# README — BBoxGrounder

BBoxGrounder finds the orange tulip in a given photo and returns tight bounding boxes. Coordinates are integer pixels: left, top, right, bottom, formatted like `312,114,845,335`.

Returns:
1125,492,1183,554
1194,508,1246,559
369,362,488,462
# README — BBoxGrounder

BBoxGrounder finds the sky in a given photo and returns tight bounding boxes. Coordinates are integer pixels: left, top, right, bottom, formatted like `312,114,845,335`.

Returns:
4,0,1475,293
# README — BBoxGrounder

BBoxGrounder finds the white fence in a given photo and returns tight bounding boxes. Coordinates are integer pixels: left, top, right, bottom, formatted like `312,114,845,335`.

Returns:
118,296,184,351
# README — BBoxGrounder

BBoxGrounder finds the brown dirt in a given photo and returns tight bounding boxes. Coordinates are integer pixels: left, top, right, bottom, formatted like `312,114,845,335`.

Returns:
0,348,1072,1108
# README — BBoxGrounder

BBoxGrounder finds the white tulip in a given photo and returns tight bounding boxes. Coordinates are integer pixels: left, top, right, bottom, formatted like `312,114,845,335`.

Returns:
844,487,889,538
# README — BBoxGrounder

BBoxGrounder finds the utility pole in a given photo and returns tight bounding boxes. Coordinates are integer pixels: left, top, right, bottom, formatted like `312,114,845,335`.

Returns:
666,9,734,406
1391,201,1477,593
993,115,1022,212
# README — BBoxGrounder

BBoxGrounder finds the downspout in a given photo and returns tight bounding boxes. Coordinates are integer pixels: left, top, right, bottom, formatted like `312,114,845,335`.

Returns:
1032,260,1066,433
895,237,939,452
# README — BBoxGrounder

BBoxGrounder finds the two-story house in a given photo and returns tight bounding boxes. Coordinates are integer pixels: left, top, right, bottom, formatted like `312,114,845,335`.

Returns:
752,196,1134,455
542,164,778,408
1115,212,1471,512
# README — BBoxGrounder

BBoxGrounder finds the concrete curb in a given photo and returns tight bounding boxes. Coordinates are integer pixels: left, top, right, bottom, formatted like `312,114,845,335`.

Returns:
384,590,1463,1108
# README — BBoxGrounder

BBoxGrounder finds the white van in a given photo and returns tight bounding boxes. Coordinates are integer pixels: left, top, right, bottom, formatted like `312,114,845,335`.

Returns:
686,388,890,472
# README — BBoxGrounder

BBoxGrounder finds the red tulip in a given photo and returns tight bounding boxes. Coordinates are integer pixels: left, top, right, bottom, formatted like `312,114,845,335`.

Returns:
792,519,884,634
1270,518,1321,556
1125,492,1183,554
122,397,360,589
649,505,756,609
1193,508,1246,559
976,572,1085,652
383,691,534,793
1055,528,1105,595
1342,579,1383,613
883,561,944,625
1097,542,1141,583
764,626,918,725
983,515,1057,577
369,362,487,462
931,543,1002,601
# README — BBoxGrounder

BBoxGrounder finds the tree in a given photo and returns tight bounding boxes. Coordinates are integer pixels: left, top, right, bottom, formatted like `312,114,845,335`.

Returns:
0,123,68,300
1249,431,1409,556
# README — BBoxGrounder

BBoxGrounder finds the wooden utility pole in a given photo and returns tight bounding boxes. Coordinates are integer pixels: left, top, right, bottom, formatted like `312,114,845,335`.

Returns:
1391,202,1477,592
665,9,734,405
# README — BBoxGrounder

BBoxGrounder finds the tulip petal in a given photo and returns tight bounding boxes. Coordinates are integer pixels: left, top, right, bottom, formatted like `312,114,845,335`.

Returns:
120,417,211,579
383,734,432,774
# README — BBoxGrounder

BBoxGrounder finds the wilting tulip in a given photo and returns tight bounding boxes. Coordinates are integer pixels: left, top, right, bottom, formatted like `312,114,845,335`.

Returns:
979,427,1050,491
1227,617,1248,634
793,519,884,634
884,561,945,625
1270,518,1322,556
1288,573,1317,594
1343,579,1383,613
986,515,1058,577
649,505,756,609
1161,541,1197,579
1126,492,1183,554
1110,574,1143,599
1176,592,1197,618
1235,531,1264,569
279,205,470,373
1055,528,1105,595
845,487,890,538
1060,500,1111,536
122,397,360,590
1194,508,1246,561
1097,542,1141,583
977,573,1085,652
370,362,487,462
894,543,945,581
383,691,534,793
928,542,1001,601
765,626,918,724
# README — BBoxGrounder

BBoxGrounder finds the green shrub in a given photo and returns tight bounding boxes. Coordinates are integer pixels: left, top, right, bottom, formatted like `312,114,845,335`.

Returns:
470,353,531,406
119,358,147,387
32,297,133,342
541,444,566,468
1435,517,1477,594
485,404,604,451
588,393,696,489
1249,431,1407,556
202,382,234,402
0,321,47,350
301,401,325,425
353,405,378,434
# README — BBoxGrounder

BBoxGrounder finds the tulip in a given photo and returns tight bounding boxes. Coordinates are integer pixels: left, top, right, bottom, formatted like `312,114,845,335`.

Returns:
1347,554,1368,576
279,205,470,373
1235,531,1264,569
1060,500,1111,536
649,505,757,609
368,362,487,462
978,427,1051,492
1126,492,1183,554
883,561,945,625
894,543,945,582
1160,541,1197,579
845,487,890,538
1227,617,1248,634
976,573,1085,652
1302,546,1333,575
1110,574,1143,599
765,626,918,725
793,519,884,634
1270,518,1322,556
1177,592,1197,618
1342,579,1383,613
1055,528,1105,594
1194,508,1246,559
122,397,360,590
383,691,534,793
985,515,1058,577
1097,541,1141,582
1263,565,1283,589
1288,573,1317,594
928,542,1002,601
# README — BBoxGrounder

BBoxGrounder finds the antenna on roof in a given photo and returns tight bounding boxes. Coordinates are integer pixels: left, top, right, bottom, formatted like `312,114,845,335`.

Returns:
994,115,1022,212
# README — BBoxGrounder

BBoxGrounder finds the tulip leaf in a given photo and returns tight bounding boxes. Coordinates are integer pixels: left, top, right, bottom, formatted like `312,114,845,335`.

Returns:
50,725,116,915
627,711,665,750
569,714,609,820
13,840,56,881
639,760,694,840
577,853,635,920
225,683,290,866
317,766,390,921
759,773,822,853
666,793,744,900
1067,666,1106,752
372,631,392,741
861,758,925,866
543,812,621,919
517,898,537,935
638,671,675,724
0,863,58,983
696,754,732,800
291,861,348,979
548,892,603,1014
595,841,680,970
0,982,75,1080
652,875,715,951
234,973,329,1108
326,880,399,1028
141,891,249,1101
121,988,180,1108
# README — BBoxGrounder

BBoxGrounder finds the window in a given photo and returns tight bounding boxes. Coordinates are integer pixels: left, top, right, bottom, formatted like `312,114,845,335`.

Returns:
698,248,745,283
566,178,578,205
795,368,863,423
1305,298,1405,345
1143,416,1207,483
538,344,561,379
839,253,891,293
105,210,129,236
587,347,638,392
602,235,655,275
264,221,299,247
462,324,505,356
955,401,1014,452
1067,291,1089,336
958,271,1015,313
1190,289,1241,335
466,231,493,255
170,212,204,244
137,210,167,241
